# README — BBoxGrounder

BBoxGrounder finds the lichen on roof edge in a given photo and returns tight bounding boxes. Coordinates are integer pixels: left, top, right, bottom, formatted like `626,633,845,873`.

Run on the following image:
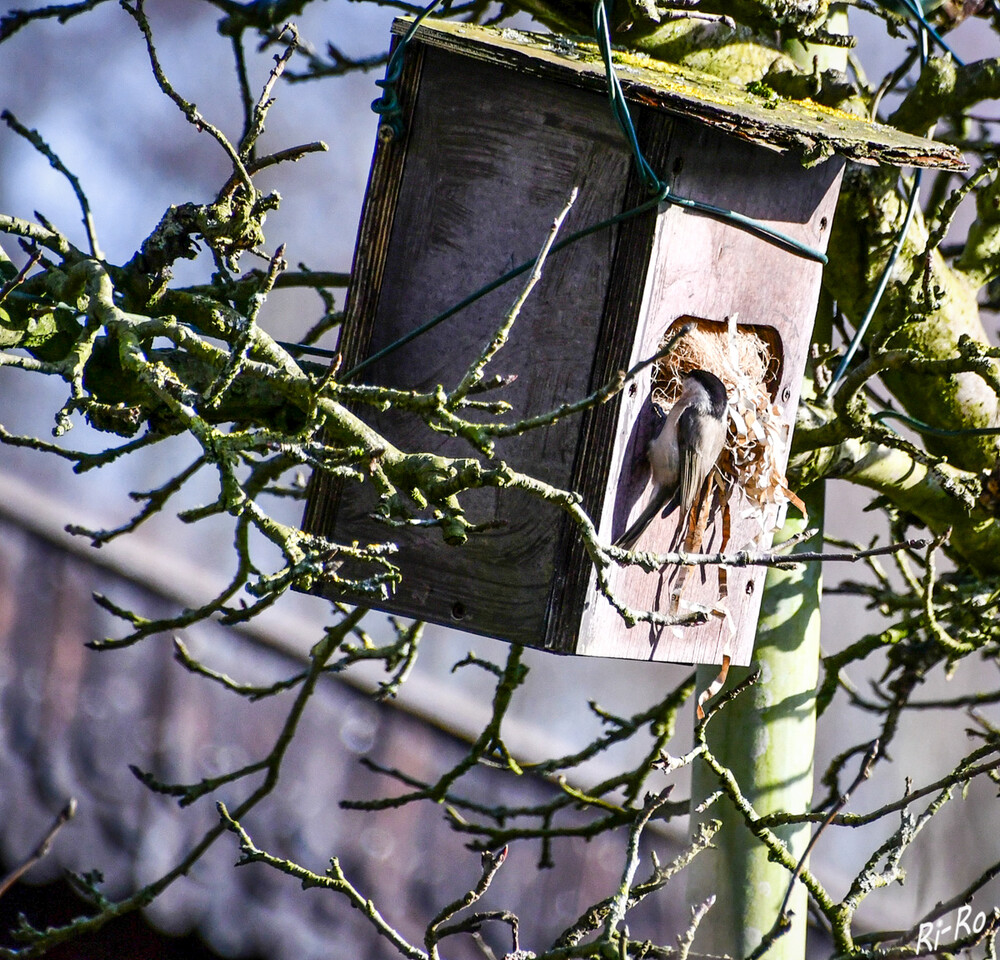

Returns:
392,18,967,172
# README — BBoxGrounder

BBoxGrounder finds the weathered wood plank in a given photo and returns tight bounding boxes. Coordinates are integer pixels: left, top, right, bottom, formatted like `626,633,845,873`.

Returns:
302,35,424,542
391,19,965,172
543,104,675,654
308,47,634,644
578,119,844,665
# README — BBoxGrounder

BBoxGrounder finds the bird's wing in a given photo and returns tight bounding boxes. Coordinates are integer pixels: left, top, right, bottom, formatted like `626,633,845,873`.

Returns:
677,405,725,518
614,486,679,549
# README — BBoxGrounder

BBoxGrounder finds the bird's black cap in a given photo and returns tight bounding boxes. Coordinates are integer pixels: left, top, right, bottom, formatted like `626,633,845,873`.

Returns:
687,369,728,418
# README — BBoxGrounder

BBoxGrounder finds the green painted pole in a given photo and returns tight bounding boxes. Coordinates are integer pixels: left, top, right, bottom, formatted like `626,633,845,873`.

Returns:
686,484,823,958
683,6,846,949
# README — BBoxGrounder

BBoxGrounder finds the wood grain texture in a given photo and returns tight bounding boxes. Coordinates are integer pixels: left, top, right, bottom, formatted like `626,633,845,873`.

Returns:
301,36,424,542
304,28,845,664
390,18,965,172
577,119,844,665
543,104,674,654
306,46,633,645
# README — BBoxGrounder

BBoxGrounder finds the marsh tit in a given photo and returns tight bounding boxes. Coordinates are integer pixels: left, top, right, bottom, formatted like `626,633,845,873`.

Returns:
615,369,728,550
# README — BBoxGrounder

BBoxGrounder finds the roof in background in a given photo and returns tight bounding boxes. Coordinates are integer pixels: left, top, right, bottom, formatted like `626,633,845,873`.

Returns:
0,478,688,959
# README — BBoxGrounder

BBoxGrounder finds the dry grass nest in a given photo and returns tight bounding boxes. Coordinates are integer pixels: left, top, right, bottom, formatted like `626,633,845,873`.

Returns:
652,321,804,535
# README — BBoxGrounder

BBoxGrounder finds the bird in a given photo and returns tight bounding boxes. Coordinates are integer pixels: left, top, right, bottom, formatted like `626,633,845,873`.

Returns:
615,369,728,550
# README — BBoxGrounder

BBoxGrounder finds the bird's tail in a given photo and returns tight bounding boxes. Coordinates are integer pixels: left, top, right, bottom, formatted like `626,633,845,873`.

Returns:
614,489,679,550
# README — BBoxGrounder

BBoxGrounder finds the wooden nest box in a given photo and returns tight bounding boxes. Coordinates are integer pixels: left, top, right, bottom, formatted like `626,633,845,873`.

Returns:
302,18,963,665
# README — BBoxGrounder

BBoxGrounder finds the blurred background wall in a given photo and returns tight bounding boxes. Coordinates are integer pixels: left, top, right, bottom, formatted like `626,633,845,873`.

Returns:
1,2,998,957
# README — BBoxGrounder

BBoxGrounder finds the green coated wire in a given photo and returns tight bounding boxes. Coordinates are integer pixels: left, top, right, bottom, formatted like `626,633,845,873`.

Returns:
872,409,1000,438
592,0,828,265
340,191,665,380
593,0,659,193
824,168,923,395
371,0,452,137
824,4,931,398
894,0,965,67
303,0,829,380
663,191,829,262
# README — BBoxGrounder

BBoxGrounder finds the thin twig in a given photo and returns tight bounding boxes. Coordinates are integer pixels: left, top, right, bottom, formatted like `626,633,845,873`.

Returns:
614,535,930,571
485,321,696,440
219,803,428,960
0,0,113,44
0,111,102,258
120,0,254,193
450,187,578,405
603,790,674,939
922,155,1000,262
676,896,715,960
0,247,42,304
237,22,299,159
0,800,77,901
777,740,879,921
426,847,510,960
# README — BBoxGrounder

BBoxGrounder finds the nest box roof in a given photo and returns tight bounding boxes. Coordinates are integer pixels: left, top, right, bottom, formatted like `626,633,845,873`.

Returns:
393,18,966,171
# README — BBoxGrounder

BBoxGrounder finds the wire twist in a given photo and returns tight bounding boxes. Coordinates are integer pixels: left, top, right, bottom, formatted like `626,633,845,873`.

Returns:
326,0,833,378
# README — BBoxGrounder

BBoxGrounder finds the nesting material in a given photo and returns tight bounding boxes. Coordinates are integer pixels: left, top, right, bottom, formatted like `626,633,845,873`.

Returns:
652,318,804,547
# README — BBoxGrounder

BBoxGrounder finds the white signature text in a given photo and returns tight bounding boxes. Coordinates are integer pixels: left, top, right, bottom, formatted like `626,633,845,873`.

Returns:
917,906,996,953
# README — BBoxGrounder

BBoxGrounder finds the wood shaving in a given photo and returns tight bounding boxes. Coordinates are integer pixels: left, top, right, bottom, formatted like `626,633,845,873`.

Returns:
652,318,804,545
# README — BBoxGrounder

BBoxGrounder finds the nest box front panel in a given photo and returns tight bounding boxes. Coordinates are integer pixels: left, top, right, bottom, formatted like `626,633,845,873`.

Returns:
303,18,962,664
574,121,845,666
307,46,638,643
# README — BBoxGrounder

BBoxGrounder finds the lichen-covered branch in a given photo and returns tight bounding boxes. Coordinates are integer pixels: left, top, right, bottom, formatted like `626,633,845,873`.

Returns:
4,3,1000,959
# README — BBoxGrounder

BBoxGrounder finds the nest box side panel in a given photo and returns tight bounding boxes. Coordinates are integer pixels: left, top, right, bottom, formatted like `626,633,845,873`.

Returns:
303,33,422,544
307,46,634,645
543,105,676,654
580,121,844,666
